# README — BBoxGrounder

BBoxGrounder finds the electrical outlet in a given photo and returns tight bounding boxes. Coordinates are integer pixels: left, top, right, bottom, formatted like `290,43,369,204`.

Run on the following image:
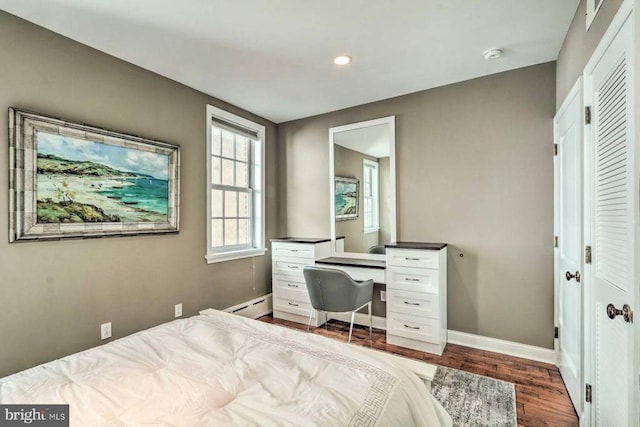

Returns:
175,303,183,318
100,322,112,340
380,291,386,302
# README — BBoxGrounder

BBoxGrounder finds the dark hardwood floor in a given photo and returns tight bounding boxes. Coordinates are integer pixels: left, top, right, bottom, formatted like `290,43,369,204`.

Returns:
259,315,579,427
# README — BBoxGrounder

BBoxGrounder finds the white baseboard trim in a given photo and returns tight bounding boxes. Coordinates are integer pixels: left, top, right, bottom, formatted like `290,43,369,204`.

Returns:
223,294,273,319
328,312,387,330
239,301,555,365
447,330,557,365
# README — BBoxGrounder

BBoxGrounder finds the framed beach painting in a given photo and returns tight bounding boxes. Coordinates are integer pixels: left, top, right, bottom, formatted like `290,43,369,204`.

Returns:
9,108,180,242
334,177,358,221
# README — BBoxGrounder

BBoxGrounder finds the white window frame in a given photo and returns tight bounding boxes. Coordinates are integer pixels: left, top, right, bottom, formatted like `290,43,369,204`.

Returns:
362,158,380,234
586,0,604,30
205,104,266,263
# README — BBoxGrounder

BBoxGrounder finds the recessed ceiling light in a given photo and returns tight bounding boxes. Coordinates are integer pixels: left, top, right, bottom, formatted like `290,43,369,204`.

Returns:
334,55,352,66
483,48,504,60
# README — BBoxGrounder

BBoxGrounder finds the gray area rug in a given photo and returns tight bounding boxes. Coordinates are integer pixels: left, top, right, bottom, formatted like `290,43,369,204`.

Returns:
430,366,517,427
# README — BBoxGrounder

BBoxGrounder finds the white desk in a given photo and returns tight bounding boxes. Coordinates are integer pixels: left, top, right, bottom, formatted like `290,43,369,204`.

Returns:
271,239,447,355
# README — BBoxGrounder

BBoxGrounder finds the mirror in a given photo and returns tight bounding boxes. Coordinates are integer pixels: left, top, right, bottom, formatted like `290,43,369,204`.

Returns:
329,116,396,258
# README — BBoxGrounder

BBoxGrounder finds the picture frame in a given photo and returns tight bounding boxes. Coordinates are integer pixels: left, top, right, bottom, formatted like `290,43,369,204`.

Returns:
334,176,359,221
9,108,180,242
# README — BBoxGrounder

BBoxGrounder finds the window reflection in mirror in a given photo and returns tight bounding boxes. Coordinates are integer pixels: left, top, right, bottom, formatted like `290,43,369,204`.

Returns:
329,116,396,257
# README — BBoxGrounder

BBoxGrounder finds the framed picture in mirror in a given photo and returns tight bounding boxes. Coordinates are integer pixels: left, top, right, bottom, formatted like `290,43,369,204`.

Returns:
334,177,358,220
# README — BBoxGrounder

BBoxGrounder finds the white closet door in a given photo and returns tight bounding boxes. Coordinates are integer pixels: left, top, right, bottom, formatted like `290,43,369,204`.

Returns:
554,81,583,415
587,12,635,426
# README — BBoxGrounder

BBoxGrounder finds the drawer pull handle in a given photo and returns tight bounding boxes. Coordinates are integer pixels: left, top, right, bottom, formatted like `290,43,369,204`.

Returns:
287,283,299,288
405,278,421,282
288,265,299,269
405,257,421,261
404,301,420,306
288,302,299,307
403,324,420,330
289,249,299,252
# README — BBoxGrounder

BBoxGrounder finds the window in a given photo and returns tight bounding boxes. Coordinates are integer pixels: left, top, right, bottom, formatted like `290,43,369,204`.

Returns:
206,105,265,263
586,0,604,30
362,159,379,233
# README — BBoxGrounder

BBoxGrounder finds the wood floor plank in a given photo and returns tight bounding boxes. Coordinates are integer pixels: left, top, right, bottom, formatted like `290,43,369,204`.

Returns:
258,315,579,426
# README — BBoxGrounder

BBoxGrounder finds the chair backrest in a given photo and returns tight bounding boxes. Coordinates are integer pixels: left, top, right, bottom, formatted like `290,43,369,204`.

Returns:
367,245,386,254
303,266,373,313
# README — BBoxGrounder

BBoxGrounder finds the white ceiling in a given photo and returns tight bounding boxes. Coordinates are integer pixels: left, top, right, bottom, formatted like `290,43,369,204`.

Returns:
0,0,579,123
334,124,390,158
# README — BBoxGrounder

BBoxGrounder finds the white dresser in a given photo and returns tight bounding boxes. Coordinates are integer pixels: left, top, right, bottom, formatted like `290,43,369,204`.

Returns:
271,238,331,327
385,243,447,355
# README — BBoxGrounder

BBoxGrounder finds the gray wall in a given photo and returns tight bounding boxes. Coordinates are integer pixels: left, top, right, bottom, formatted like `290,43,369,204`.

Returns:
334,145,378,253
279,62,556,348
0,12,278,377
334,145,390,253
556,0,624,108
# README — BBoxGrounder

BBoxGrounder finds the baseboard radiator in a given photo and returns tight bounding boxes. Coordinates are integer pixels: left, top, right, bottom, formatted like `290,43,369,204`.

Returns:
223,294,273,319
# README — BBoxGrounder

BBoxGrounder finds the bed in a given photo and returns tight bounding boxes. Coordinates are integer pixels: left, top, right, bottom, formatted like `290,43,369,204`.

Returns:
0,309,452,426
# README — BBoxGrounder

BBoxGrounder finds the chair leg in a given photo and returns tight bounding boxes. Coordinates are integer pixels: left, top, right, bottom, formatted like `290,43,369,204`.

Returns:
368,302,372,342
348,311,356,343
307,310,314,332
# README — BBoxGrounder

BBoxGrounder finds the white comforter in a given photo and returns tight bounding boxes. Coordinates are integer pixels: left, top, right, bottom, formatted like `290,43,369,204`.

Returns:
0,310,450,426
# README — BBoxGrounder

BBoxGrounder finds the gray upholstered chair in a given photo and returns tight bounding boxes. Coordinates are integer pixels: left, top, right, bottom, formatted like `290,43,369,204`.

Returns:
303,266,374,342
367,245,386,254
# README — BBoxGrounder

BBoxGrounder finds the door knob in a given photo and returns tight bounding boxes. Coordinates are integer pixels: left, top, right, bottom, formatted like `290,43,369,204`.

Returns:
606,304,633,323
565,271,581,282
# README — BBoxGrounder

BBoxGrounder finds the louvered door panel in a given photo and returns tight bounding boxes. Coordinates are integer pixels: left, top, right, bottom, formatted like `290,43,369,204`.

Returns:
595,56,631,294
589,13,634,426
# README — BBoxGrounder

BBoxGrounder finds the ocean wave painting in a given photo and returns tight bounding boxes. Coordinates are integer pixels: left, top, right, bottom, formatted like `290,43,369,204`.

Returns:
9,108,179,242
335,177,358,220
35,132,170,224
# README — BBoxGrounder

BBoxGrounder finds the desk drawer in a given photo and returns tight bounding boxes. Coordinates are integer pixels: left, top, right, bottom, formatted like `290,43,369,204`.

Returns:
387,312,439,343
386,267,439,294
272,257,313,276
388,289,439,318
387,248,439,269
315,264,385,283
272,242,328,259
273,296,315,318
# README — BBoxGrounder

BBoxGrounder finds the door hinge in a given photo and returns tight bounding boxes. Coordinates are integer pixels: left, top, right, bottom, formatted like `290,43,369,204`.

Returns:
554,144,558,156
554,236,558,248
586,384,592,403
585,106,591,125
585,245,592,264
554,326,559,339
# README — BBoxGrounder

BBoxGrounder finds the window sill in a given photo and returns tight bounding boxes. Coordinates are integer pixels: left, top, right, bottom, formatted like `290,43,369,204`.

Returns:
205,248,266,264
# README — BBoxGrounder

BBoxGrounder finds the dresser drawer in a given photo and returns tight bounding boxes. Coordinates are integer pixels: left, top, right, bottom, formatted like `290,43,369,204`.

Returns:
273,296,315,318
272,242,327,259
388,288,439,318
386,267,440,294
273,276,310,303
273,274,307,292
387,248,439,269
387,312,439,344
272,257,313,276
